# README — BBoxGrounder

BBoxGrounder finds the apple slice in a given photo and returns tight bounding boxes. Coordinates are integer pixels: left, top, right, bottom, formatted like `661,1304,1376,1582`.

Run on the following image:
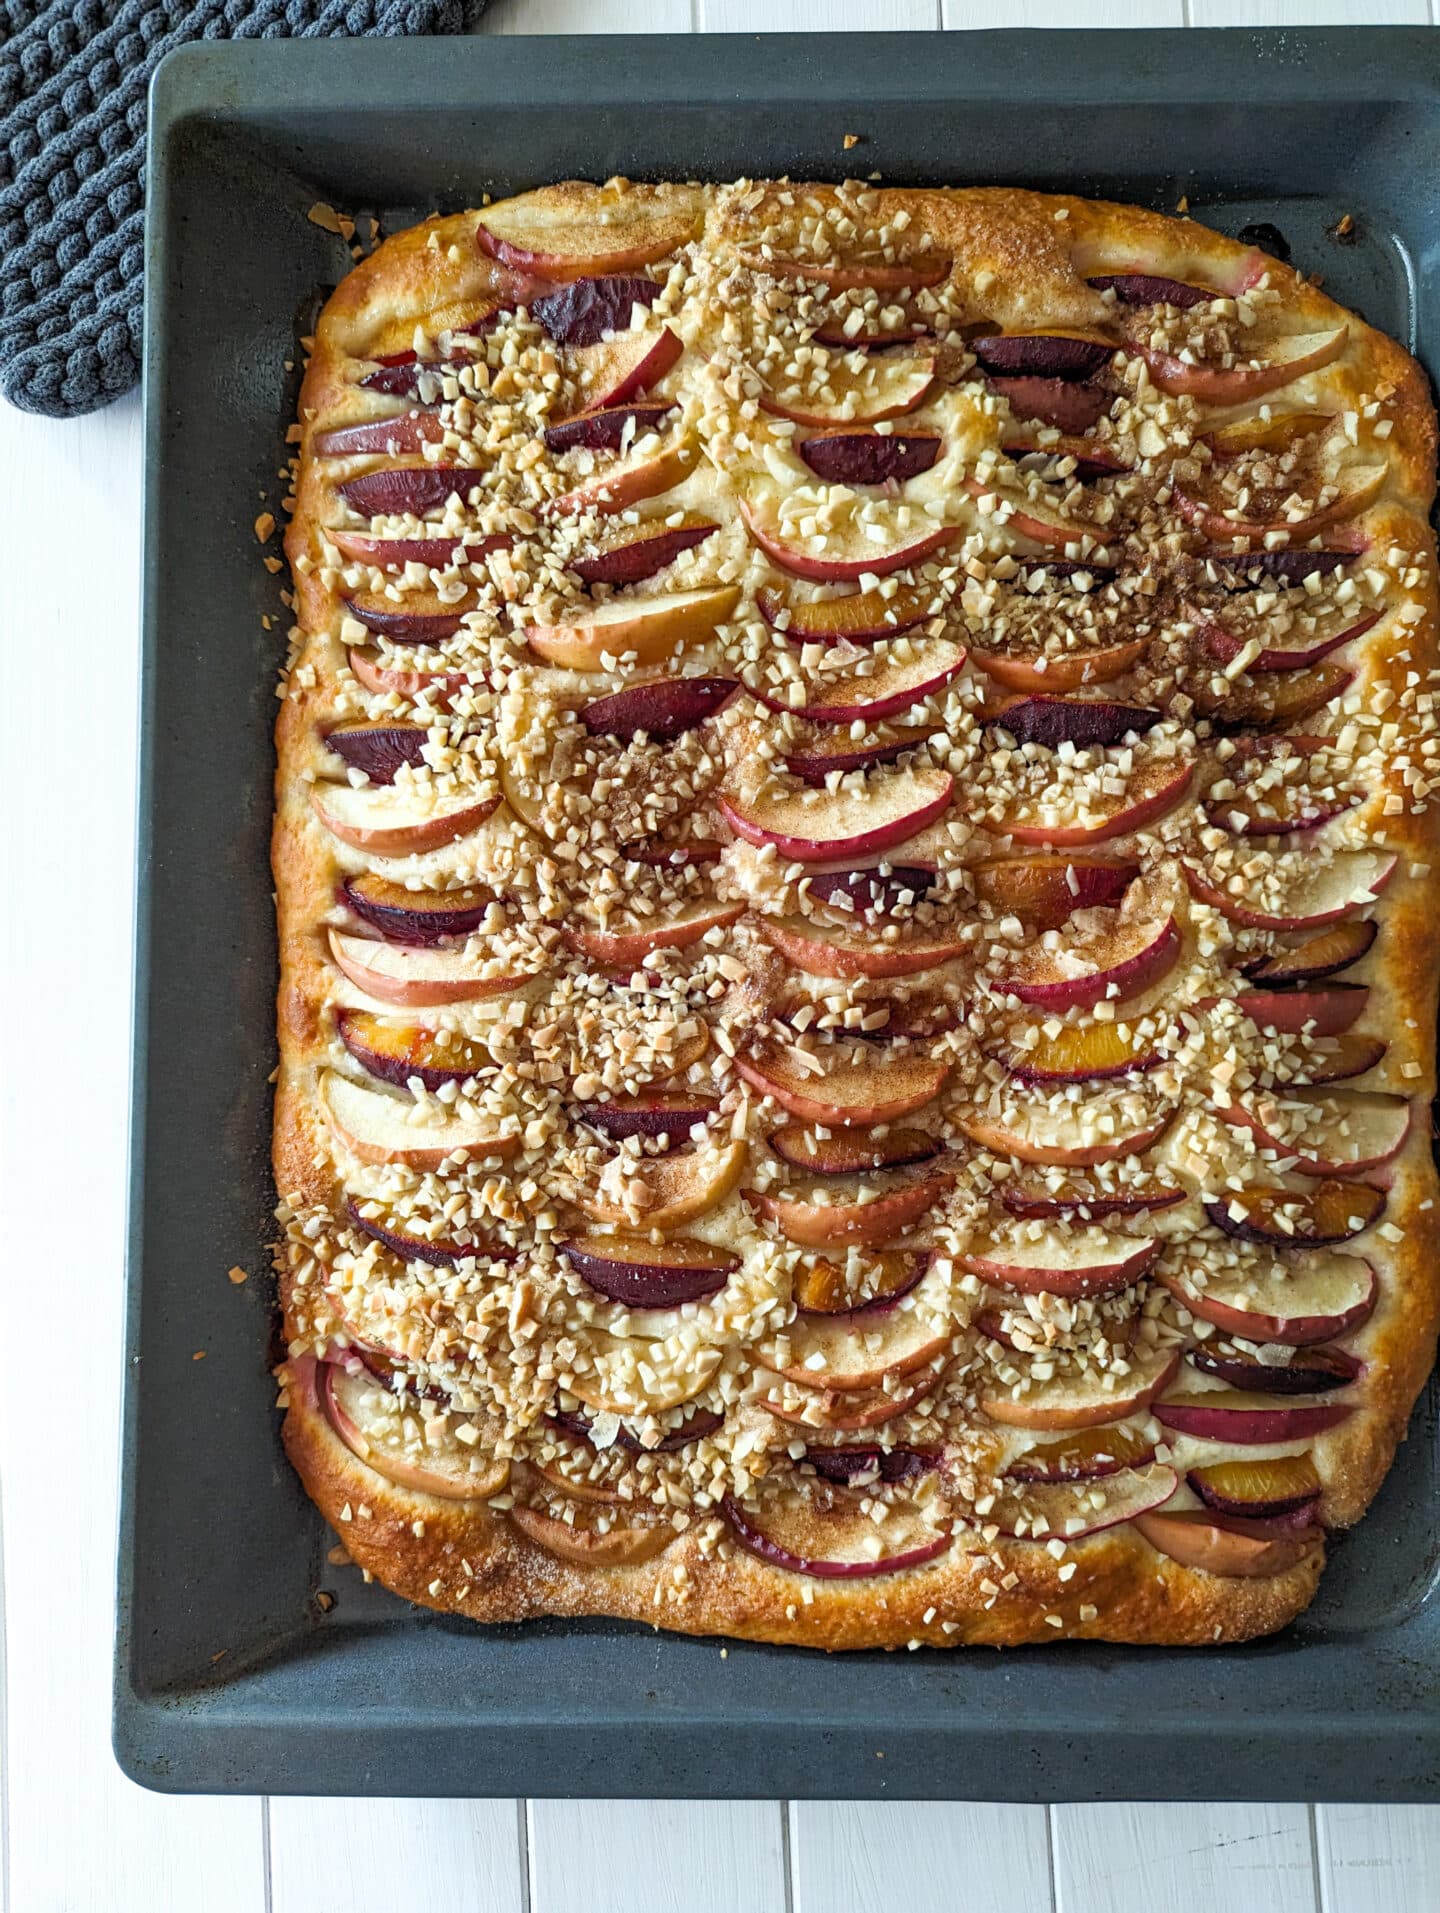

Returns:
771,1125,940,1175
759,1353,951,1431
1001,1178,1185,1220
759,916,966,981
317,411,446,457
545,439,695,517
1189,1345,1361,1397
1221,1089,1410,1177
580,1091,719,1143
754,643,968,724
1195,663,1353,733
960,1228,1159,1298
1204,411,1336,459
1184,851,1395,931
343,597,469,645
342,875,494,945
1174,464,1386,545
566,1331,724,1417
1088,271,1217,309
579,675,738,740
744,1170,951,1249
971,856,1137,928
982,694,1162,750
1200,606,1380,675
572,326,685,409
319,1362,508,1500
1267,1029,1387,1090
339,466,476,519
576,1140,748,1230
740,248,951,292
988,1462,1178,1541
980,1342,1180,1431
1132,1507,1321,1578
753,350,937,428
1141,326,1348,402
776,1262,951,1390
336,1008,488,1090
564,899,744,967
985,376,1111,435
956,1094,1173,1169
720,766,953,864
1188,1454,1323,1519
330,529,511,570
970,635,1148,695
1003,1019,1162,1084
784,729,932,782
1228,985,1369,1037
529,275,661,345
1203,1178,1385,1248
559,1234,737,1308
347,648,471,702
311,783,499,856
571,514,717,587
722,1480,951,1578
525,585,740,670
996,914,1179,1013
477,195,699,277
320,1070,518,1169
1159,1247,1377,1346
740,498,957,582
1241,919,1376,987
510,1493,673,1568
798,432,942,485
345,1197,518,1269
330,930,530,1008
995,760,1194,848
971,334,1115,380
736,1045,947,1128
757,577,942,645
804,865,939,916
1003,1425,1157,1482
543,402,675,453
963,474,1102,552
1154,1392,1351,1444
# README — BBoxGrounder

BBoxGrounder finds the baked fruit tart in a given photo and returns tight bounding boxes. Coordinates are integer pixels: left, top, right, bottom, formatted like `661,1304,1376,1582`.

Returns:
274,178,1440,1648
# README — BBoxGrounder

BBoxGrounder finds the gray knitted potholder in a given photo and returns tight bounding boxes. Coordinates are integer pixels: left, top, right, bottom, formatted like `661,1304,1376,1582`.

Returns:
0,0,482,418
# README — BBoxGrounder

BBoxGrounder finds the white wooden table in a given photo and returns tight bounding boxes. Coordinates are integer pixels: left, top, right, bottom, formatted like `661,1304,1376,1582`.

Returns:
3,2,1438,1907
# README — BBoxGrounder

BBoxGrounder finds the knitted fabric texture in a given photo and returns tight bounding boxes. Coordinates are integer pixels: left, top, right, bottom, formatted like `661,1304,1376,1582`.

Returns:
1,0,480,418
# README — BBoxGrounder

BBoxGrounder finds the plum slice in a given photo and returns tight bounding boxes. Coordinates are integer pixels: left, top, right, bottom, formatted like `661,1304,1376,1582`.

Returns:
1201,738,1357,836
798,431,942,486
1212,547,1358,588
803,1446,940,1484
784,728,931,783
985,376,1111,435
579,1092,720,1143
1003,1425,1156,1482
360,358,464,398
342,874,494,945
1187,1455,1323,1520
1000,1177,1184,1220
1203,1177,1385,1248
547,1406,724,1454
343,597,467,645
316,411,445,457
1133,1506,1322,1578
559,1233,737,1308
530,274,661,345
971,334,1114,381
1004,438,1130,484
804,864,939,916
1003,1019,1161,1085
1240,919,1377,987
1087,272,1215,309
770,1125,939,1175
1158,1246,1377,1345
579,675,738,741
1189,1345,1361,1397
345,1197,519,1268
337,1008,489,1091
324,722,428,784
982,694,1162,749
338,466,475,518
722,1480,951,1578
789,1249,927,1316
572,515,718,586
543,402,675,452
757,577,941,646
970,855,1136,928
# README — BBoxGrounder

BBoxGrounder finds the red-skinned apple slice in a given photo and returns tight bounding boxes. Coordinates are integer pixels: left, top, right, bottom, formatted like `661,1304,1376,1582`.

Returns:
580,1092,719,1143
576,1141,748,1230
579,675,738,740
1196,663,1353,733
996,914,1179,1012
996,760,1194,848
963,474,1101,552
545,439,695,517
720,766,953,863
957,1096,1173,1169
564,899,744,967
320,1070,518,1169
510,1489,673,1567
759,1353,950,1431
757,577,942,645
1200,606,1380,675
559,1234,738,1308
1189,1346,1361,1397
770,1125,940,1175
777,1261,951,1390
981,1342,1179,1431
970,636,1147,695
740,249,951,292
988,1462,1178,1540
1174,464,1386,545
798,432,942,485
347,648,472,702
328,929,531,1008
1153,1392,1352,1444
722,1481,950,1578
1220,1089,1410,1177
1132,1506,1321,1578
1187,1454,1323,1518
971,856,1137,928
330,529,512,570
960,1229,1160,1298
740,498,957,581
1185,851,1395,931
311,783,499,855
744,1171,951,1249
758,916,967,981
571,514,717,586
1228,985,1369,1037
736,1045,948,1127
318,1361,509,1500
525,585,740,669
1159,1247,1377,1346
985,376,1110,435
572,326,685,408
1203,1178,1385,1248
317,412,446,457
477,199,700,277
754,643,967,724
1141,326,1348,402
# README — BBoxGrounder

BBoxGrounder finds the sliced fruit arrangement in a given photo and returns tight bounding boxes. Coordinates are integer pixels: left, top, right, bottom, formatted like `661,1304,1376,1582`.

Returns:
970,634,1146,695
739,496,956,582
571,515,717,586
1201,738,1357,837
745,1169,951,1249
991,759,1194,847
1154,1391,1353,1444
317,1359,509,1500
1002,1424,1157,1481
970,855,1137,928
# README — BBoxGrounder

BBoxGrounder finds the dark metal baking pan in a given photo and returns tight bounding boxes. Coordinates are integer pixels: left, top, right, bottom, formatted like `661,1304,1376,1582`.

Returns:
118,26,1440,1800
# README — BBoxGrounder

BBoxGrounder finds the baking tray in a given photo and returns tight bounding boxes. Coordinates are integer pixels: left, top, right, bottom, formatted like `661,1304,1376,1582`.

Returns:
118,26,1440,1800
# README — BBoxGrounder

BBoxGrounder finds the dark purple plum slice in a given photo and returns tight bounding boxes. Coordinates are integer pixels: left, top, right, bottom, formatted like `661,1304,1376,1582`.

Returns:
343,598,467,645
804,1446,940,1485
579,675,738,741
543,402,675,453
531,275,662,346
560,1237,737,1309
572,518,718,586
325,723,428,784
548,1406,725,1452
1214,549,1358,586
1087,272,1214,309
1188,1344,1362,1395
339,467,475,518
342,874,493,945
805,865,938,915
579,1093,720,1142
972,335,1114,380
986,375,1111,433
983,696,1161,748
798,432,942,486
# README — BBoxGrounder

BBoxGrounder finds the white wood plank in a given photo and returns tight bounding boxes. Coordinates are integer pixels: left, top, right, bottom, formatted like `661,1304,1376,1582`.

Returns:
270,1797,526,1911
704,0,941,32
791,1801,1053,1913
1192,1,1428,22
0,398,268,1911
483,0,691,32
1053,1803,1318,1913
1315,1805,1440,1913
528,1799,788,1913
945,0,1183,25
